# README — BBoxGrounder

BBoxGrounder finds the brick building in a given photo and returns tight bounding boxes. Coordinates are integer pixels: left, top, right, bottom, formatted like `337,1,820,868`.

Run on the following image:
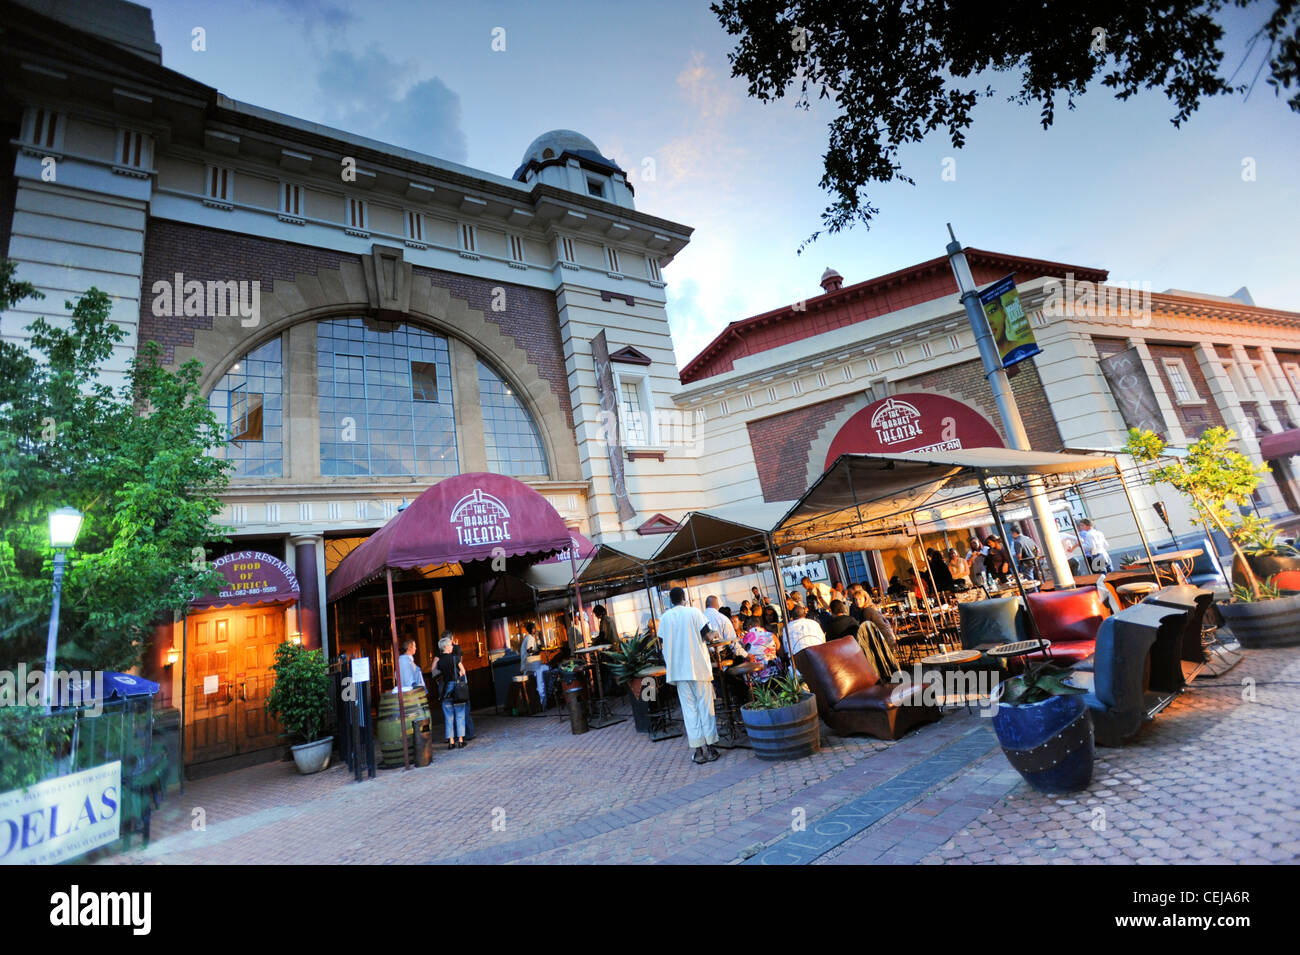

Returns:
674,249,1300,586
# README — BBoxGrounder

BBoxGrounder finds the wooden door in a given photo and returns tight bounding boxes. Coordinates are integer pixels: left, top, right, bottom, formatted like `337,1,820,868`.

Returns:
186,612,237,763
233,607,284,751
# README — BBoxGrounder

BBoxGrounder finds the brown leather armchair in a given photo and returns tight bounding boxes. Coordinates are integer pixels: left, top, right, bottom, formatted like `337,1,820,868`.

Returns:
795,639,941,740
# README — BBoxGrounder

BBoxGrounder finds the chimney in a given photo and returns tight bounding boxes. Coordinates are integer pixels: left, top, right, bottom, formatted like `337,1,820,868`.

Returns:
820,267,843,294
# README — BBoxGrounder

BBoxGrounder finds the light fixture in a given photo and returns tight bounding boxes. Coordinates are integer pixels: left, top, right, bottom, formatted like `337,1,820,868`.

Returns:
165,647,180,667
49,506,84,549
288,632,303,645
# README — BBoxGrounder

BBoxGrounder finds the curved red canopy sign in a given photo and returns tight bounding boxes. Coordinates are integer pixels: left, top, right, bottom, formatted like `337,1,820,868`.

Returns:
191,551,300,611
328,472,572,601
538,530,595,565
825,392,1005,469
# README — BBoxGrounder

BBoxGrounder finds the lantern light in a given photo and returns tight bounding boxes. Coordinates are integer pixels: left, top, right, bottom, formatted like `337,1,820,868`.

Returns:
49,507,84,549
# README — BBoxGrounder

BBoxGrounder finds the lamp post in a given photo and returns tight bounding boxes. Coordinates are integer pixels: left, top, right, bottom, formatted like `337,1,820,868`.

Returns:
44,506,84,713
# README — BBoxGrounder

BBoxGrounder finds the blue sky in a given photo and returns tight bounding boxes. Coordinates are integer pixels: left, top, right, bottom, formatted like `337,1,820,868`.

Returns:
145,0,1300,367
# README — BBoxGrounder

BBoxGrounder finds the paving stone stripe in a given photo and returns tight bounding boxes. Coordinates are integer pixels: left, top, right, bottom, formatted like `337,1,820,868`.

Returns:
743,726,999,865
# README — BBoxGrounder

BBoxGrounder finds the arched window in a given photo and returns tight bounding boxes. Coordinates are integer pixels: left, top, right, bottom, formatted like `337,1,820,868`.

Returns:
208,337,283,477
478,360,548,477
317,318,458,476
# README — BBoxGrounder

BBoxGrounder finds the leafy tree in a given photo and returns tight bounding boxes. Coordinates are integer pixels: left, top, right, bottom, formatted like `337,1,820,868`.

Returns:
0,260,231,672
712,1,1300,243
1125,425,1271,597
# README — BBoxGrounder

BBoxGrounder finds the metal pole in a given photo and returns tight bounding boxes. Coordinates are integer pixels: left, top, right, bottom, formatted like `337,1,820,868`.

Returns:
904,543,940,637
385,569,410,770
763,534,788,657
179,611,188,795
978,472,1041,639
43,550,67,713
947,226,1074,588
568,546,588,642
1114,460,1161,580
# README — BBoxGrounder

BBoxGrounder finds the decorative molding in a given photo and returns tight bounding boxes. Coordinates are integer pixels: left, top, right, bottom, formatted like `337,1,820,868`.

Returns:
637,513,680,535
626,450,665,462
609,344,653,366
600,290,635,306
361,243,412,320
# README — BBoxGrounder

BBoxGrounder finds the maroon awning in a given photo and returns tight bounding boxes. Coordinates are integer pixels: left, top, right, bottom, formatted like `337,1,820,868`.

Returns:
538,530,595,565
1259,428,1300,460
191,551,300,611
327,472,573,602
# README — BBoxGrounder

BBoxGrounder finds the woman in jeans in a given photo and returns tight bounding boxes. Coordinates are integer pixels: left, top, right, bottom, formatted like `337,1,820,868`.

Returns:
434,634,468,750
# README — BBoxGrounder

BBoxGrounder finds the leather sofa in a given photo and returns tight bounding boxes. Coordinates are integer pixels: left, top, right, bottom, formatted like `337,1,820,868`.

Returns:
795,638,942,740
1082,601,1189,745
1022,588,1111,666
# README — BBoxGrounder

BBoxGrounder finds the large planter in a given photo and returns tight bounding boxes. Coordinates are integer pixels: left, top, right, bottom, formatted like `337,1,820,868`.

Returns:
1217,593,1300,648
1233,553,1300,594
741,692,820,761
628,690,651,733
991,691,1093,793
290,737,334,775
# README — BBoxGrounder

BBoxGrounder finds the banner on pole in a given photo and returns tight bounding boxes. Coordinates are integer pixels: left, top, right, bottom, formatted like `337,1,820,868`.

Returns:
592,331,637,523
979,274,1040,368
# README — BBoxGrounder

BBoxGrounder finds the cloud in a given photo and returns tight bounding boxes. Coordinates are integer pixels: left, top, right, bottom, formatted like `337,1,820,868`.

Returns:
252,0,356,31
315,47,467,162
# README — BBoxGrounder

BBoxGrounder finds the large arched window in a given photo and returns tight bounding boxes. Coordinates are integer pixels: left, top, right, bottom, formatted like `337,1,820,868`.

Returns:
208,336,283,477
478,359,548,477
317,318,458,476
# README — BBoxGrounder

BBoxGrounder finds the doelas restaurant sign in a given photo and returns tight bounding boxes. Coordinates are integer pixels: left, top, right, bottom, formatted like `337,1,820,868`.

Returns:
1,761,121,865
190,551,300,610
979,274,1040,369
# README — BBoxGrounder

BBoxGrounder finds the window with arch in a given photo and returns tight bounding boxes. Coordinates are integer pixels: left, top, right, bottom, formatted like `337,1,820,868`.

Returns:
478,360,548,477
208,337,283,477
317,318,458,476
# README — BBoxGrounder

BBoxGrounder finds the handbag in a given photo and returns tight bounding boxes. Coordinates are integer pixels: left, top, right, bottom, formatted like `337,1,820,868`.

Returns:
441,659,470,703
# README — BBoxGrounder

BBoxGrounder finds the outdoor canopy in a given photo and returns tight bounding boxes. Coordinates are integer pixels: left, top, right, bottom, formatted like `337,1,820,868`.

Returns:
327,472,574,602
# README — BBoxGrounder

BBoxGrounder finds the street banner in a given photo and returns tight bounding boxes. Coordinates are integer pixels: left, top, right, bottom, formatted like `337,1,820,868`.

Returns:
1,761,122,865
592,331,637,523
1099,347,1167,439
979,274,1040,368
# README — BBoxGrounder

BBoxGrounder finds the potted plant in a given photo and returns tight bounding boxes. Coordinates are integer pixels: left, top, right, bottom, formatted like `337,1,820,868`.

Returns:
740,673,820,761
1126,426,1300,648
264,641,335,774
1233,519,1300,594
991,661,1093,793
601,632,661,732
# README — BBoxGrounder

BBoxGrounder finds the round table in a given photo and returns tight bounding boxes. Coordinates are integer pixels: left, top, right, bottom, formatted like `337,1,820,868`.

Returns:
1116,580,1159,607
1123,548,1203,582
987,639,1052,664
575,644,617,727
919,649,983,667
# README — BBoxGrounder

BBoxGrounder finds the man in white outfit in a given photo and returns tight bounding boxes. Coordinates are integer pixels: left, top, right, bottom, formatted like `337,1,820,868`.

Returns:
660,587,720,764
1078,519,1113,573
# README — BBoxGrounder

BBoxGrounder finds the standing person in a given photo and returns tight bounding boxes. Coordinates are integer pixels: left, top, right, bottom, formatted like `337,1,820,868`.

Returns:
801,575,832,610
557,610,583,654
927,547,955,594
946,548,971,588
984,535,1012,578
704,595,743,658
592,604,619,647
784,603,827,660
433,634,467,750
1078,519,1112,573
968,539,986,583
396,638,427,693
660,587,720,765
519,621,550,709
1011,528,1040,580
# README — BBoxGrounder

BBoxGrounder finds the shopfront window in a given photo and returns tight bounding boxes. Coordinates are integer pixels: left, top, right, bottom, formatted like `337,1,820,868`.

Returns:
209,337,283,477
478,360,548,477
318,318,458,476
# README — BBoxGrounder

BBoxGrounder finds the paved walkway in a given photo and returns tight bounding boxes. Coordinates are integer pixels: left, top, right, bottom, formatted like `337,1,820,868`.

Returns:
106,647,1300,865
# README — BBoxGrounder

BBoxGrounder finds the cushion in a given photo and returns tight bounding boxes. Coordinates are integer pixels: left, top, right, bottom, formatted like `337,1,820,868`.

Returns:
959,596,1027,650
796,639,878,703
833,684,899,712
1026,588,1108,645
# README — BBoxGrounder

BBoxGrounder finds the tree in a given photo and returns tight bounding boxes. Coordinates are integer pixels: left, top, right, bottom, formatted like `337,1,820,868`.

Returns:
0,259,232,672
712,1,1300,244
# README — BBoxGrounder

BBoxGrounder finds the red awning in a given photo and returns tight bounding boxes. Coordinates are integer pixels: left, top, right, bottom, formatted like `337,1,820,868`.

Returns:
191,551,300,611
327,472,573,602
537,530,595,565
1259,428,1300,460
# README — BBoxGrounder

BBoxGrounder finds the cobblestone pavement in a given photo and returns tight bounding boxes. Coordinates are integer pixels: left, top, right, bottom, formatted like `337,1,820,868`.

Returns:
105,647,1300,865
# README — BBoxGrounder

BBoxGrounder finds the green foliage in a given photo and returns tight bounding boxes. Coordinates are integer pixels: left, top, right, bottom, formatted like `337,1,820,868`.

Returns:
0,706,71,791
1000,662,1086,706
1125,426,1277,600
746,673,805,710
1235,517,1299,556
264,642,333,744
711,1,1299,245
601,631,662,684
0,261,232,671
1232,576,1282,603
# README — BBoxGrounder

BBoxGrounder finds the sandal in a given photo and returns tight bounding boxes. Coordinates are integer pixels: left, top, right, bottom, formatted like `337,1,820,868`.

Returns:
692,748,709,765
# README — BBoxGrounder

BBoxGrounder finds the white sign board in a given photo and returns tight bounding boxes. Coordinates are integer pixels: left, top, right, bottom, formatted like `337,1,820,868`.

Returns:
781,558,829,590
1,761,122,865
203,675,218,696
350,657,371,684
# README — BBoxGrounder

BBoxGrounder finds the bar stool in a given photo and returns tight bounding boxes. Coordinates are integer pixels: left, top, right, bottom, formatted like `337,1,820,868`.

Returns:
507,674,540,716
1117,581,1159,608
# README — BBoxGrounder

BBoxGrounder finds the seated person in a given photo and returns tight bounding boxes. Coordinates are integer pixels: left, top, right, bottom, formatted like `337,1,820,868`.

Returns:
887,575,909,599
825,599,859,641
520,621,550,707
784,603,827,659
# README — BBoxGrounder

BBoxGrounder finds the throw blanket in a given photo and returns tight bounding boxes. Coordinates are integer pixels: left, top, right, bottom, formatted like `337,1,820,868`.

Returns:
854,620,899,683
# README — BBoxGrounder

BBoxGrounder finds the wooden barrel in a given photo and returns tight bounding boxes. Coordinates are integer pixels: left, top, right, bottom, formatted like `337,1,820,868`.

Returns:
740,693,821,761
376,688,431,768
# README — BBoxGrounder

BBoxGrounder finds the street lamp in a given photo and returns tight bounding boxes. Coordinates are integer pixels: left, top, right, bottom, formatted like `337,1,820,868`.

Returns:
44,506,84,713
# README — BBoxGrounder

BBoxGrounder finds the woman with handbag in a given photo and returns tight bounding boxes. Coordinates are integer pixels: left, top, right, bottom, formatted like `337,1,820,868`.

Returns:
434,633,469,750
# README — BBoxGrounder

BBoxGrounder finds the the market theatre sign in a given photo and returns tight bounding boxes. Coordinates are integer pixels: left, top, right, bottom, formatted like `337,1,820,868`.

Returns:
191,551,300,610
451,487,513,547
825,392,1005,468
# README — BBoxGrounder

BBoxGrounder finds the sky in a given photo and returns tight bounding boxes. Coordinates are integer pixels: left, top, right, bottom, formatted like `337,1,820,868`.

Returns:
142,0,1300,368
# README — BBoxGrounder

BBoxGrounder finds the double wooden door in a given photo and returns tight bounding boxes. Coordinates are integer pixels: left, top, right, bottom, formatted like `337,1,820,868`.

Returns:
185,606,286,765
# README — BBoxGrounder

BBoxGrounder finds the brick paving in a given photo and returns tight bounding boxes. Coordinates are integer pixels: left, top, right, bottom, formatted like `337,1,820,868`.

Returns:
105,647,1300,865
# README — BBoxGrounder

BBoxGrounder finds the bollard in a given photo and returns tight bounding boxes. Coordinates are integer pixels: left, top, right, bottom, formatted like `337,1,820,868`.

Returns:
565,686,588,735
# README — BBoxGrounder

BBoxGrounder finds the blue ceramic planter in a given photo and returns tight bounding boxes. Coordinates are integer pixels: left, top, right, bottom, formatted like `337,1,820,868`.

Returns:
992,691,1094,793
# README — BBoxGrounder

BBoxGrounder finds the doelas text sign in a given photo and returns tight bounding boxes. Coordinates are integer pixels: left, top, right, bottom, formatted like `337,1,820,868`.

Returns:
1,761,122,865
979,274,1040,369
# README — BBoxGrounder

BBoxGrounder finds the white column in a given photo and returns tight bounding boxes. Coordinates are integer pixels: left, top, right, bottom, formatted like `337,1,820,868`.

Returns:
1231,344,1283,433
1195,344,1284,512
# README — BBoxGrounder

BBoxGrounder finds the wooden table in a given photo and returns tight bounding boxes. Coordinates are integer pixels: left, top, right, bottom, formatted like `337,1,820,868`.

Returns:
1124,548,1203,582
634,666,680,741
575,644,622,728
